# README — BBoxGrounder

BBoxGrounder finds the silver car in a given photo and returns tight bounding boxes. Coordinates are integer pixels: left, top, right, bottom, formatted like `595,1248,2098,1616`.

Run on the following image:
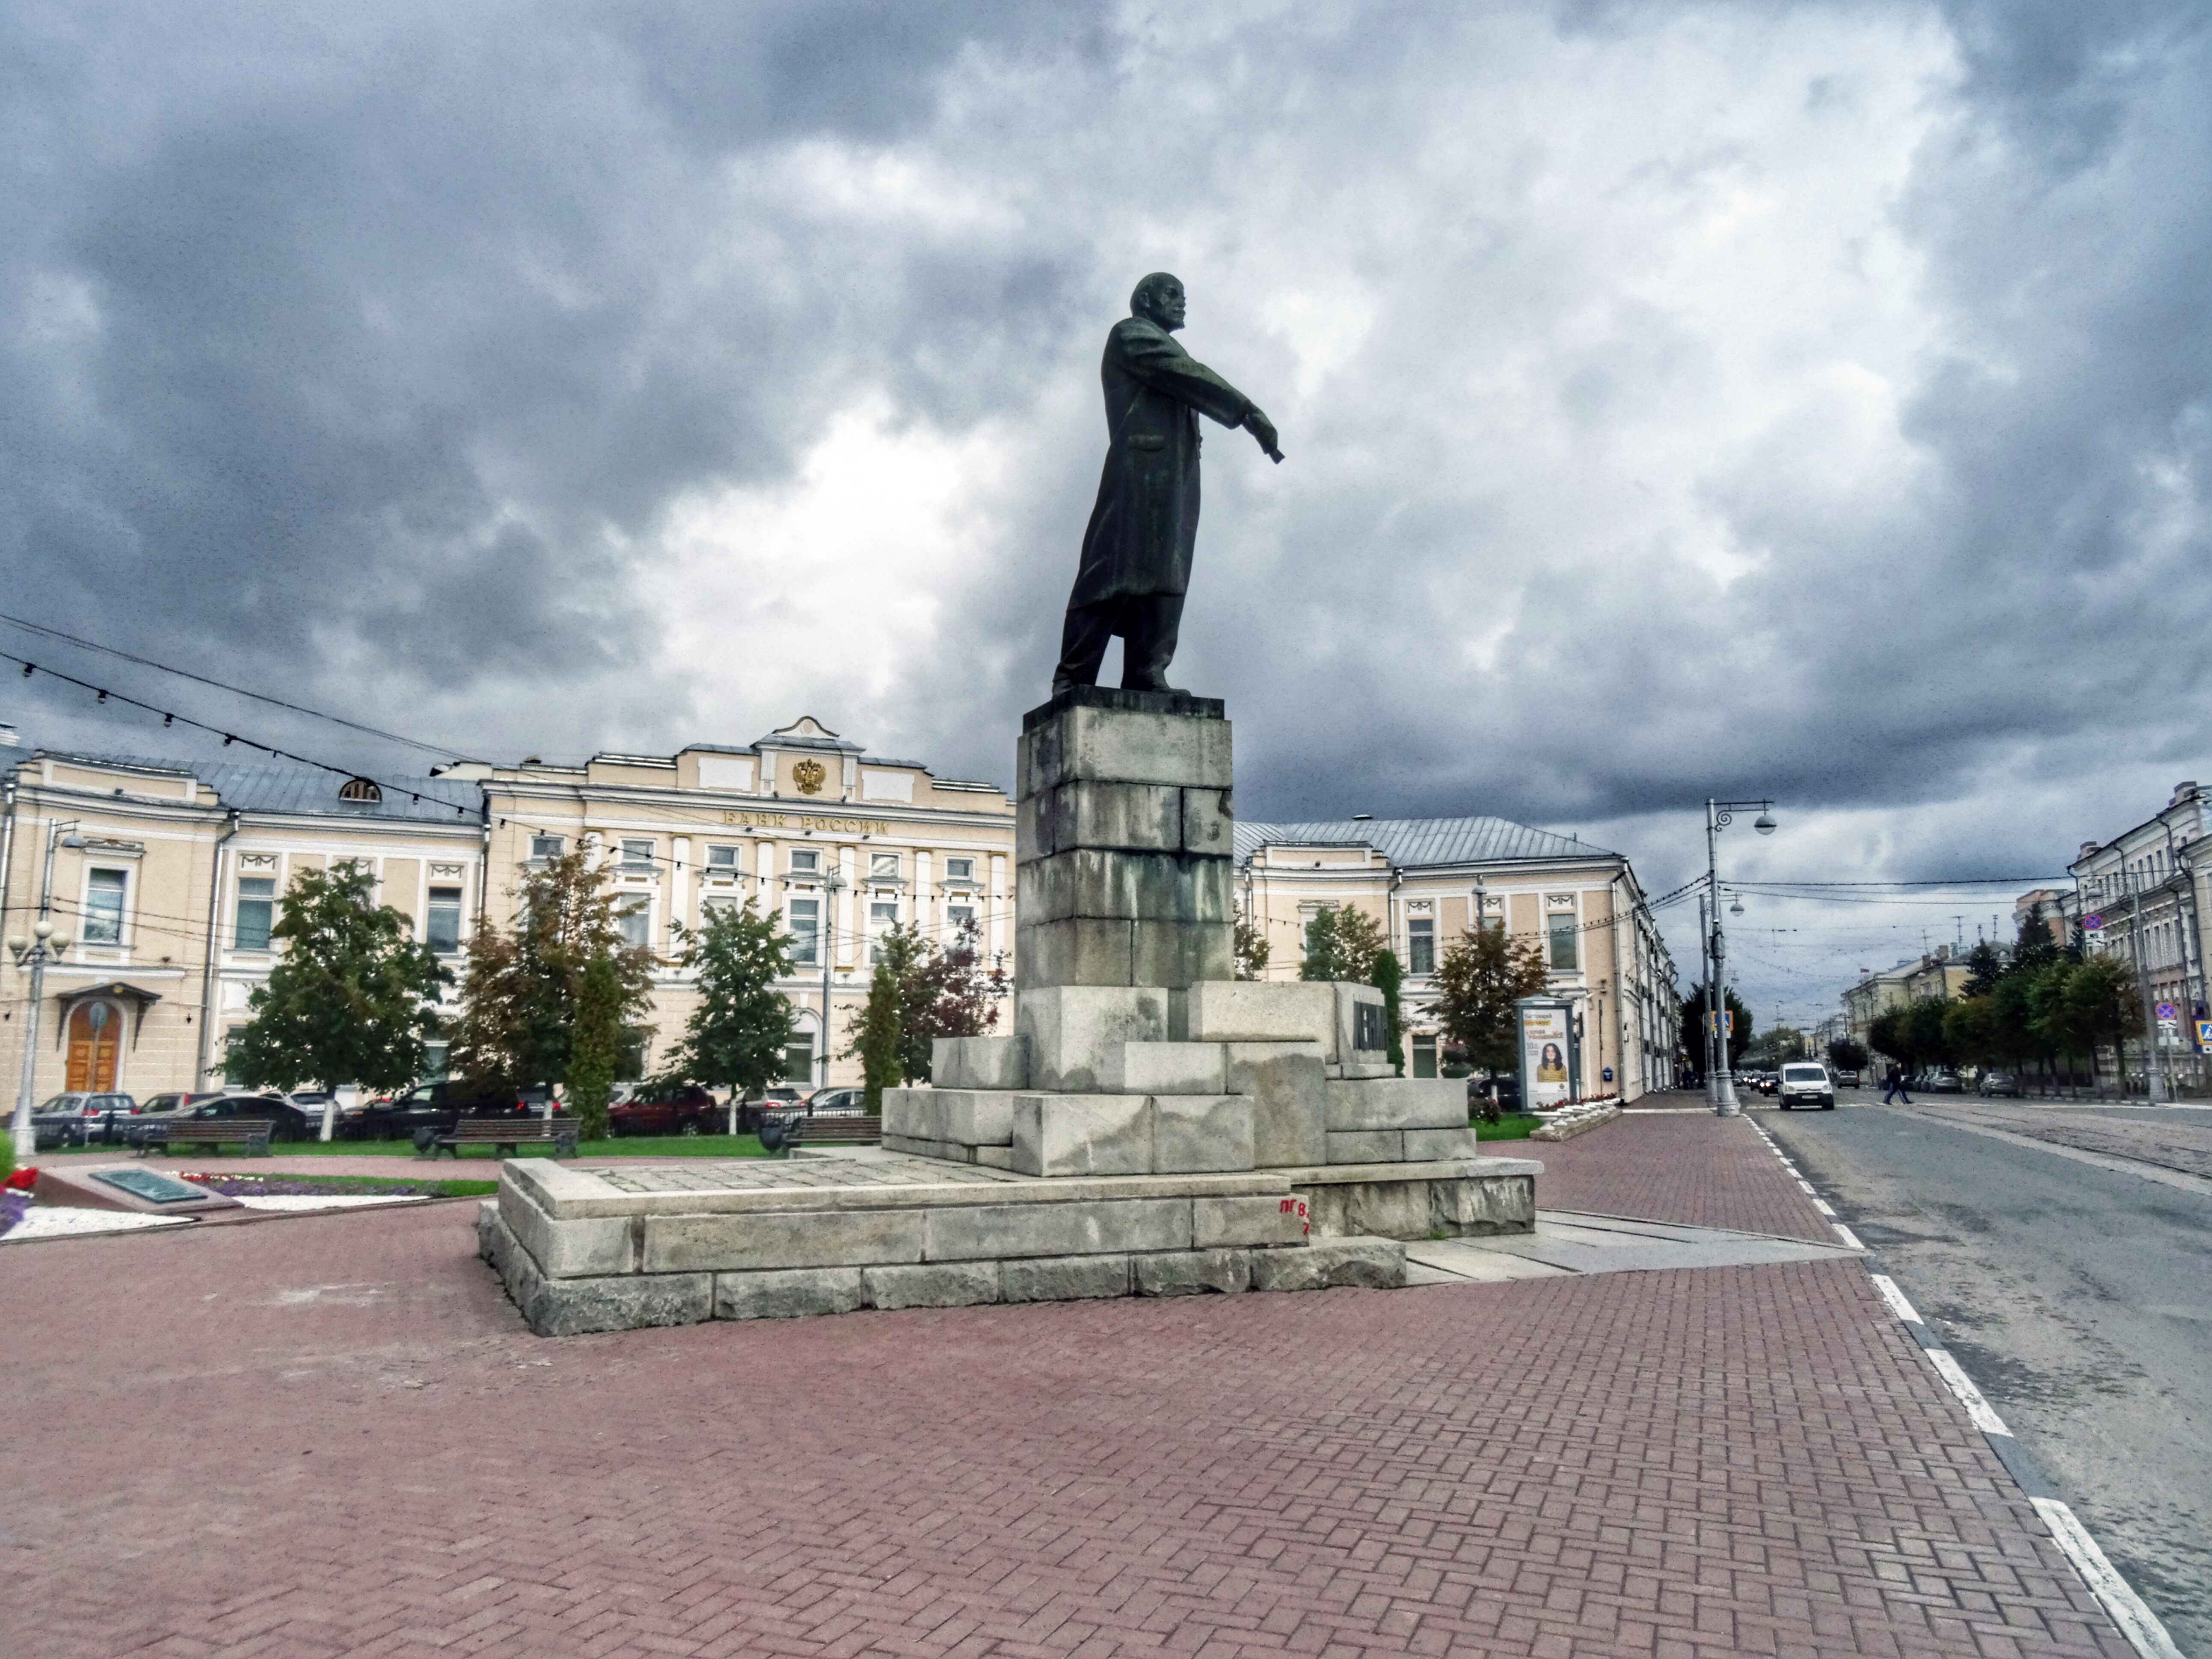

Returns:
1778,1063,1835,1110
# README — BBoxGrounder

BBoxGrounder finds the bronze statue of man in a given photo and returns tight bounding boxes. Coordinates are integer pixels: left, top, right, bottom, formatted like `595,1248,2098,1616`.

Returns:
1052,272,1281,695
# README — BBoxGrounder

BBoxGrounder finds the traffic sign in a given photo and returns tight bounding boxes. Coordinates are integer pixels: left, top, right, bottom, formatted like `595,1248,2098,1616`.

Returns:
2083,913,2103,931
2157,1002,2179,1022
2198,1019,2212,1050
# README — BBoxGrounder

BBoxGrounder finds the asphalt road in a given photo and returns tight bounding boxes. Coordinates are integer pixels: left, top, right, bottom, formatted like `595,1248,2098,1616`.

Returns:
1762,1096,2212,1657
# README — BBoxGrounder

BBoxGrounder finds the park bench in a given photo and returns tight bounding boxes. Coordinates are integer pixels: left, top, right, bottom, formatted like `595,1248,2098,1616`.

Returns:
425,1117,579,1160
140,1119,272,1156
784,1113,883,1152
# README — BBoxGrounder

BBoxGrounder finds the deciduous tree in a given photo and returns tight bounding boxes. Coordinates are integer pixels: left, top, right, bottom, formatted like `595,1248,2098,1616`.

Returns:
668,897,795,1130
1370,949,1405,1076
227,859,447,1099
1427,926,1550,1076
1825,1036,1868,1074
1300,904,1386,982
1682,982,1753,1071
1233,904,1270,980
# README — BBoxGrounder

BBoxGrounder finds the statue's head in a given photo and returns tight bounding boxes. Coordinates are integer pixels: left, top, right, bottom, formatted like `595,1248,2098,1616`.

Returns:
1130,272,1186,332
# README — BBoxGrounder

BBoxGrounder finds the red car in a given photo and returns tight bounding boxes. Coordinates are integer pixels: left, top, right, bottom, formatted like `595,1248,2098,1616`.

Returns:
608,1084,723,1137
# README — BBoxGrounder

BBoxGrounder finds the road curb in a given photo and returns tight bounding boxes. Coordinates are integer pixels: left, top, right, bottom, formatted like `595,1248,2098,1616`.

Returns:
1747,1115,2185,1659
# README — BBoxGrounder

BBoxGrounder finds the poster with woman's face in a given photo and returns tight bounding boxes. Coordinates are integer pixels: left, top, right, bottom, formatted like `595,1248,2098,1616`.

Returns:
1521,1005,1572,1108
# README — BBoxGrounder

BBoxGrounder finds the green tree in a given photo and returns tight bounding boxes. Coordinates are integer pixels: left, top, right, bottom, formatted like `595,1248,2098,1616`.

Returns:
1868,1006,1914,1071
1942,995,1999,1071
853,958,904,1109
1370,949,1405,1076
1300,903,1386,981
1906,997,1953,1071
226,860,448,1098
901,919,1005,1080
1233,903,1270,980
1826,1036,1869,1074
668,896,795,1126
564,953,626,1141
1427,926,1551,1076
1681,982,1753,1071
448,850,656,1103
1960,940,2008,998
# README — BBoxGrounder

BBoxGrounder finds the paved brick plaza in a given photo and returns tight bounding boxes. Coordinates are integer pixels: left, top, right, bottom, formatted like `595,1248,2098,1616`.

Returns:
2,1110,2128,1658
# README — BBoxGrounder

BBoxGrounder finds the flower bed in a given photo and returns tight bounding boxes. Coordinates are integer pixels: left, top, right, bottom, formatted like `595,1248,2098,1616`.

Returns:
180,1172,497,1199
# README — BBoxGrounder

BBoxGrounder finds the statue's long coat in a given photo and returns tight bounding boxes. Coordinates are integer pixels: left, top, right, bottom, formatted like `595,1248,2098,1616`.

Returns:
1069,316,1259,605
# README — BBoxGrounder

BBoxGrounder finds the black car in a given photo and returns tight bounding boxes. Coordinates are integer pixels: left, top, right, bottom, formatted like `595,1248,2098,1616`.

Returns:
149,1092,315,1144
341,1081,538,1141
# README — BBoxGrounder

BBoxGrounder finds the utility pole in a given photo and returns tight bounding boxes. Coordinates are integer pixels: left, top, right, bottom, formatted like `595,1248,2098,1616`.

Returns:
1705,798,1776,1117
8,819,84,1169
817,866,846,1092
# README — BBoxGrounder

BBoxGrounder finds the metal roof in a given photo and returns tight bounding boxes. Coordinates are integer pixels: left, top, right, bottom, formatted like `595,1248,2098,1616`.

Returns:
1235,815,1616,868
37,751,482,824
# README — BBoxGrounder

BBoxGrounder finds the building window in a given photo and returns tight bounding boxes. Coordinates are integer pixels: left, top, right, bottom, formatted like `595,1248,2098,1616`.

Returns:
948,902,976,935
234,876,277,950
869,899,899,962
1407,917,1435,975
426,886,464,954
782,1043,815,1085
1548,913,1579,971
621,838,656,871
530,834,565,859
338,776,382,803
870,852,899,880
945,857,974,882
84,869,127,945
788,898,820,964
616,897,650,950
701,893,742,928
788,849,820,874
1412,1036,1438,1078
706,844,741,871
422,1042,451,1081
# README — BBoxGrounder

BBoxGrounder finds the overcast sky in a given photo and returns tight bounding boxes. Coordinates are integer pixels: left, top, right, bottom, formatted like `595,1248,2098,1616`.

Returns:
6,0,2208,1029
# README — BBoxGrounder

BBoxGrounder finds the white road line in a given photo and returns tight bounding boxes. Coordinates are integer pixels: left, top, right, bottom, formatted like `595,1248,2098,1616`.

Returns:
1869,1273,1923,1325
2032,1498,2187,1659
1925,1347,2011,1436
1811,1196,1837,1216
1829,1221,1865,1251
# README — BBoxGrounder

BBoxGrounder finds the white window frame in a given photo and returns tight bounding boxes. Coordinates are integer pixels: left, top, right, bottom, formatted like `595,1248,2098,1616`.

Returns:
82,866,130,947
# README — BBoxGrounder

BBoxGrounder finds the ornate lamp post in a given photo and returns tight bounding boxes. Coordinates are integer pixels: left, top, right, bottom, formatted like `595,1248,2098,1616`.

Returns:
9,821,85,1170
1705,799,1776,1118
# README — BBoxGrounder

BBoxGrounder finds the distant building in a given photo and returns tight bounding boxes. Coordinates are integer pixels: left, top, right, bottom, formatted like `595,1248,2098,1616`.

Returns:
2062,780,2206,1083
1235,816,1679,1103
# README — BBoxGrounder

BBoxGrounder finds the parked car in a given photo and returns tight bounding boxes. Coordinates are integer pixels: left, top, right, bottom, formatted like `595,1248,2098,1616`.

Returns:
803,1087,870,1116
1978,1071,2024,1098
608,1084,723,1137
36,1091,142,1144
1777,1063,1835,1110
341,1080,542,1141
160,1091,315,1143
140,1091,221,1117
28,1096,90,1150
739,1086,807,1132
1832,1069,1861,1088
1924,1070,1964,1093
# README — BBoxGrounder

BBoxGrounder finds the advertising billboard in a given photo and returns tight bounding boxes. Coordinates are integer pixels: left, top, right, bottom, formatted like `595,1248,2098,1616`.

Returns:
1518,1000,1574,1110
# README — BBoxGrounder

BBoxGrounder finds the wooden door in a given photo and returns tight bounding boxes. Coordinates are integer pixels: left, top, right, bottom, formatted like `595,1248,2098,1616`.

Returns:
65,1001,120,1092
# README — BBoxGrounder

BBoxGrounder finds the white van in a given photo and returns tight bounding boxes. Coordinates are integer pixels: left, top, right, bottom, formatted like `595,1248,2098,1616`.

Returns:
1778,1063,1835,1110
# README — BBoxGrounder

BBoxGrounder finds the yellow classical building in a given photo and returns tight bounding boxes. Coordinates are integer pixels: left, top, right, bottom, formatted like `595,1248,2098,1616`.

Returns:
1236,817,1680,1102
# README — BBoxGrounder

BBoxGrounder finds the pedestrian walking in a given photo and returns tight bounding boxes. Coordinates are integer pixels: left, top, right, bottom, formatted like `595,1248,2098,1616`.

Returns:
1883,1063,1911,1105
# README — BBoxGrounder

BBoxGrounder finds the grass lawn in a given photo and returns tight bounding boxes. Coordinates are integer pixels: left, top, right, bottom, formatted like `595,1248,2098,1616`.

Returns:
178,1170,499,1198
1473,1115,1538,1141
278,1133,772,1159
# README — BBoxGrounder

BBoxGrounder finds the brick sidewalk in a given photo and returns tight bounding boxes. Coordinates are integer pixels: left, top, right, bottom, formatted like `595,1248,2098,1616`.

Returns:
0,1142,2126,1657
1530,1104,1840,1244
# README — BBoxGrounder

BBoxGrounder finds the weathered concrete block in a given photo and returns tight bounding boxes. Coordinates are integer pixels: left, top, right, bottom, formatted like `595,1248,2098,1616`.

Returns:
1174,980,1338,1055
1017,985,1168,1092
922,1196,1192,1261
715,1267,867,1321
485,1209,712,1336
883,1087,934,1141
974,1144,1015,1170
1431,1171,1536,1234
1182,787,1233,855
1326,1130,1404,1163
476,1199,498,1262
1151,1093,1256,1174
1301,1176,1431,1240
1249,1235,1404,1291
1330,1061,1398,1081
641,1208,925,1273
1011,1093,1152,1177
934,1088,1018,1145
863,1261,1000,1310
1019,848,1233,925
882,1132,973,1162
500,1184,632,1278
933,1035,1030,1093
1131,917,1234,988
1016,917,1134,990
1134,1247,1250,1296
1335,981,1390,1065
1224,1042,1329,1168
1019,703,1233,794
1325,1078,1468,1132
1402,1126,1484,1160
1105,1040,1226,1095
1002,1253,1132,1302
1028,780,1185,858
1193,1193,1308,1248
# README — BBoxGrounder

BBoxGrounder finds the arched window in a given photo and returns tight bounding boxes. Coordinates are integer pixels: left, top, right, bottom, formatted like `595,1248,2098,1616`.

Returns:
338,777,382,803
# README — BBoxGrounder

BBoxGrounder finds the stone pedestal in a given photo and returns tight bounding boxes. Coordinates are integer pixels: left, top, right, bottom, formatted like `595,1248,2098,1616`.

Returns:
1015,688,1235,993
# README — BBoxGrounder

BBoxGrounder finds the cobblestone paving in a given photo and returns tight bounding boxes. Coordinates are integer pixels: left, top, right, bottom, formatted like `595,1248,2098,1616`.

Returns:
1531,1103,1841,1244
1922,1102,2212,1180
594,1154,1029,1194
0,1141,2130,1659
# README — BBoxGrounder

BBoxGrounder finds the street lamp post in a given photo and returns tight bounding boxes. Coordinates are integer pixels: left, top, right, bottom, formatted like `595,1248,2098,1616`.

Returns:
1705,798,1776,1118
817,867,845,1090
9,820,85,1171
